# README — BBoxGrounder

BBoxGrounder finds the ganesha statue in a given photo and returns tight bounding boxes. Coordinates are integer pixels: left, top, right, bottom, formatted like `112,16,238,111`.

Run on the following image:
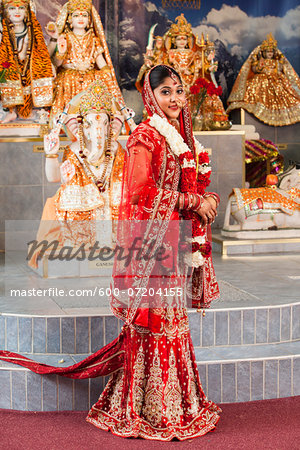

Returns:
222,165,300,238
28,81,125,269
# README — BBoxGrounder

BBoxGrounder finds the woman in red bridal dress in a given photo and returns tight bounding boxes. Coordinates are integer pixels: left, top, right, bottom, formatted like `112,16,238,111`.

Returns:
0,65,221,441
86,65,221,439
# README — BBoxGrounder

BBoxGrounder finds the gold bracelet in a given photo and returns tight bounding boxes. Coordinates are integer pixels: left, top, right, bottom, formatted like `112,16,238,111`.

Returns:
100,65,111,74
55,52,65,60
45,153,59,159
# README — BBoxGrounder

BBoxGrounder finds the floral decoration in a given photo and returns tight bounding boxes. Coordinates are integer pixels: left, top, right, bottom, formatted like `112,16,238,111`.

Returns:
190,77,223,126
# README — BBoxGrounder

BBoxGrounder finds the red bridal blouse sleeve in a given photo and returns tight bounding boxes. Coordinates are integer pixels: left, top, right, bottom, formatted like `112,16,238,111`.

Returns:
126,142,155,203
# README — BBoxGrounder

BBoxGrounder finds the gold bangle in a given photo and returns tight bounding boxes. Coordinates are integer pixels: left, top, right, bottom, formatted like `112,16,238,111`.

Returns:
45,153,59,159
100,64,110,71
55,52,65,60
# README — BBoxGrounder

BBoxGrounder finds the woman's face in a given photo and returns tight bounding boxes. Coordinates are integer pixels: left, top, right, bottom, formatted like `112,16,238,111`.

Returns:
153,76,186,121
71,10,89,30
175,35,188,49
265,50,274,59
7,6,26,25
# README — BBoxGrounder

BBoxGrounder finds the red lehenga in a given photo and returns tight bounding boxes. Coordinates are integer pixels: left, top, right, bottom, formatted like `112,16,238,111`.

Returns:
86,68,221,439
0,66,221,441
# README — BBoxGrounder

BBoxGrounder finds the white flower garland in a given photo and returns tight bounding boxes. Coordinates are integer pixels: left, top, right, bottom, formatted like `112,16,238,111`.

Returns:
149,114,211,176
149,114,195,165
184,251,205,268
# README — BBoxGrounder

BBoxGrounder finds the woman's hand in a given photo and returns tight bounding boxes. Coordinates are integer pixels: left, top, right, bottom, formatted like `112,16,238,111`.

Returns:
195,197,217,226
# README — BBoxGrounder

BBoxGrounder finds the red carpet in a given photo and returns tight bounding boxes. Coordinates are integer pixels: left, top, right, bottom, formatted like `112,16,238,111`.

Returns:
1,397,299,450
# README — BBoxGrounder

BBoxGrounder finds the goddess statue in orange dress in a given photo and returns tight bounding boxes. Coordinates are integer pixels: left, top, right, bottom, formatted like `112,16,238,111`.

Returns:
227,34,300,126
164,14,201,104
164,15,230,130
135,24,166,92
46,0,128,123
0,0,53,122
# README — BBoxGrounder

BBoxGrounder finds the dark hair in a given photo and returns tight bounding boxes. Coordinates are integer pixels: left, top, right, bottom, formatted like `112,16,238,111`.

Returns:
148,65,182,90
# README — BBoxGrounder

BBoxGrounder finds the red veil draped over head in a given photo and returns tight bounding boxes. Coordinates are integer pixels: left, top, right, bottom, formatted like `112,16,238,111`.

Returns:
110,65,219,331
0,65,219,381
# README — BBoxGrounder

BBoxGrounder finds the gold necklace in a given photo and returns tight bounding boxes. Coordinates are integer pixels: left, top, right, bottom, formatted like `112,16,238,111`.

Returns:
78,119,113,192
82,155,111,192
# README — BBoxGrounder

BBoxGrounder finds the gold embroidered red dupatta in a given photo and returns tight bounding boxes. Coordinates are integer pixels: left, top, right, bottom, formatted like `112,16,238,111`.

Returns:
111,65,219,329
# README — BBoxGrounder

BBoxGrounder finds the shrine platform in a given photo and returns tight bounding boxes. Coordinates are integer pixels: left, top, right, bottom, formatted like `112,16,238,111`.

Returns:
0,251,299,410
212,233,300,256
0,128,246,250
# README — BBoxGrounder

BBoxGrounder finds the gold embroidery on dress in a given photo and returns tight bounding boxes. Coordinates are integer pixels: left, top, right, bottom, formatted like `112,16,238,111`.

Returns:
105,369,124,419
182,340,201,415
142,345,164,426
132,342,146,415
164,347,183,423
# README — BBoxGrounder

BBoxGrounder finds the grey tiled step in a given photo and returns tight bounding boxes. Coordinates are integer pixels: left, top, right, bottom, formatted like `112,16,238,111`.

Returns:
194,340,300,363
212,234,300,256
0,355,104,412
0,341,299,410
196,341,300,404
1,303,299,354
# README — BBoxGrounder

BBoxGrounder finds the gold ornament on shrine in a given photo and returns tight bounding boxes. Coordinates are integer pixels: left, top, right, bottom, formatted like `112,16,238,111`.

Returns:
162,0,201,9
260,33,278,51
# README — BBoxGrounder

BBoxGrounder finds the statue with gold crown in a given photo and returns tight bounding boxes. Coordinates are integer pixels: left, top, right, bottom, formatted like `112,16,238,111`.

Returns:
163,14,230,130
135,24,166,92
46,0,134,127
164,14,201,99
0,0,53,123
193,33,231,130
28,81,125,269
227,34,300,126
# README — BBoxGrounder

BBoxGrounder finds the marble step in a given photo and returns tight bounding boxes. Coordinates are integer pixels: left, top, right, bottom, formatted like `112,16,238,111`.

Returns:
1,303,299,355
212,234,300,256
196,340,300,404
0,341,299,410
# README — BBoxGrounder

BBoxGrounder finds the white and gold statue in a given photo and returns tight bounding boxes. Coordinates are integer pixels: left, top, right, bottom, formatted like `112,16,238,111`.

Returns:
0,0,53,123
29,81,125,268
223,166,300,237
46,0,134,130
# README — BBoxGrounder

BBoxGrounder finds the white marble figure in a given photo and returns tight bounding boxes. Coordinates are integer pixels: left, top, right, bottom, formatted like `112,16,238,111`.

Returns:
222,166,300,238
44,110,123,187
41,108,124,253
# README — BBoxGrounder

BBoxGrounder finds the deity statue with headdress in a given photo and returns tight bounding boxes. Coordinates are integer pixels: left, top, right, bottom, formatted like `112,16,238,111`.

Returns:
164,14,201,98
193,33,231,130
0,0,53,123
28,80,126,268
135,24,166,92
46,0,132,127
151,14,231,130
227,33,300,126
